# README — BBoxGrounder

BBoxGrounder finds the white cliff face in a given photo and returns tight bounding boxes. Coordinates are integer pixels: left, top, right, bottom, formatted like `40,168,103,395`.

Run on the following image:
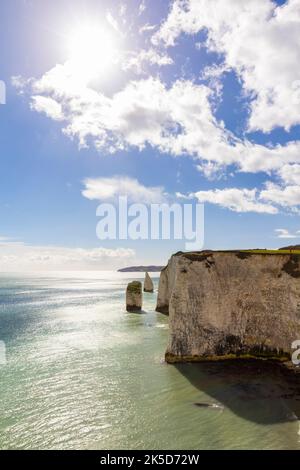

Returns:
156,255,177,314
144,272,154,293
126,281,142,312
156,251,300,363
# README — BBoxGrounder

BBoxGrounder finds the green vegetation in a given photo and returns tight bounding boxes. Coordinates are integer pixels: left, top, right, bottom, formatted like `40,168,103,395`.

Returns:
165,352,291,364
127,281,142,293
244,249,300,254
181,249,300,261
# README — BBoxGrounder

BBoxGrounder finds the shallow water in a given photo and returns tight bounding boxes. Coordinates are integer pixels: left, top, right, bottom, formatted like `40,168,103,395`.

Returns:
0,271,299,450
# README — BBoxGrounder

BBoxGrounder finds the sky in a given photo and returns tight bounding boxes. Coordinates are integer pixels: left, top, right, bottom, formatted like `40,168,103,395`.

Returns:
1,0,300,270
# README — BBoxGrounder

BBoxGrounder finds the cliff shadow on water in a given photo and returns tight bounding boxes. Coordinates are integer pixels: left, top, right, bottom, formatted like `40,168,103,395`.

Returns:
174,360,300,425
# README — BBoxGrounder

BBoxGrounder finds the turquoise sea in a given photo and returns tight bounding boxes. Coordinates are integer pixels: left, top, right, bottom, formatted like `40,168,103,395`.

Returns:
0,271,299,450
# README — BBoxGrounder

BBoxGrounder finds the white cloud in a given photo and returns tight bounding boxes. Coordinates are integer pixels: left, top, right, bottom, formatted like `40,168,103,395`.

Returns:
20,68,300,179
175,191,193,200
17,68,300,213
82,176,166,204
120,3,127,17
139,0,147,15
106,12,120,33
31,95,64,120
153,0,300,132
13,9,300,214
190,182,300,214
275,229,300,239
0,238,135,271
260,182,300,211
139,23,156,34
124,49,173,74
196,162,226,180
278,164,300,185
11,75,32,93
0,236,12,243
193,188,278,214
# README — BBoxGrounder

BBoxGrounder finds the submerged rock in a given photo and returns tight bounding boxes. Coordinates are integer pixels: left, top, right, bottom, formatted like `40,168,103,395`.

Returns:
126,281,142,312
144,272,154,293
156,251,300,363
194,402,224,410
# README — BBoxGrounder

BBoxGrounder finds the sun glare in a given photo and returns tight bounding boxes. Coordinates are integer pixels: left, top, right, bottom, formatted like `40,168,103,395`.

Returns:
67,24,117,83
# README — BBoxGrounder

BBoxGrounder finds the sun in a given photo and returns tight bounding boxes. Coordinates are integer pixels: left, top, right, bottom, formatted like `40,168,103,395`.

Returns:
66,24,117,84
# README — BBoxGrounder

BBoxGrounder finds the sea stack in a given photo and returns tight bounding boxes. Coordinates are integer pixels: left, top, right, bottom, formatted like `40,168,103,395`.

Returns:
126,281,142,312
156,250,300,363
144,272,154,293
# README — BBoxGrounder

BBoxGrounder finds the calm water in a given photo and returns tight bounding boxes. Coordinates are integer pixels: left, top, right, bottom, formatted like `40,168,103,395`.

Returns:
0,271,299,450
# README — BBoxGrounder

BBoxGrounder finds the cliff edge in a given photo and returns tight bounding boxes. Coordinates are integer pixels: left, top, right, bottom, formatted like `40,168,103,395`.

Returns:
156,251,300,364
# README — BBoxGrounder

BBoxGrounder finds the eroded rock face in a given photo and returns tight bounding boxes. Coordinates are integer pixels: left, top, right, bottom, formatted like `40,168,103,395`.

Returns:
156,261,175,314
126,281,142,312
144,272,154,293
156,251,300,363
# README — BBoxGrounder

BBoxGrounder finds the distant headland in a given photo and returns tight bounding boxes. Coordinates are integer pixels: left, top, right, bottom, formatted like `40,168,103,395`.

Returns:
279,245,300,251
118,265,165,272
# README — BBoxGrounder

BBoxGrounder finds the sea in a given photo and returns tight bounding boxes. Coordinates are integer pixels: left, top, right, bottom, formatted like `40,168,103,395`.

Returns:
0,271,299,450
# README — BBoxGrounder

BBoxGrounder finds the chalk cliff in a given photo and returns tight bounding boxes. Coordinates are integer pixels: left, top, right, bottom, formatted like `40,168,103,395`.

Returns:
126,281,142,312
144,272,154,293
156,251,300,363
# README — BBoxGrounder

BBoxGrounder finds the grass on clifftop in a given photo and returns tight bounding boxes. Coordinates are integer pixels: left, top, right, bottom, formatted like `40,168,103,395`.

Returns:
187,249,300,255
127,281,142,293
243,249,300,254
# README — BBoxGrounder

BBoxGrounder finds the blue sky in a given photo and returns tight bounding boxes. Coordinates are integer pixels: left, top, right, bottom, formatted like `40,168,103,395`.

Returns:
1,0,300,270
